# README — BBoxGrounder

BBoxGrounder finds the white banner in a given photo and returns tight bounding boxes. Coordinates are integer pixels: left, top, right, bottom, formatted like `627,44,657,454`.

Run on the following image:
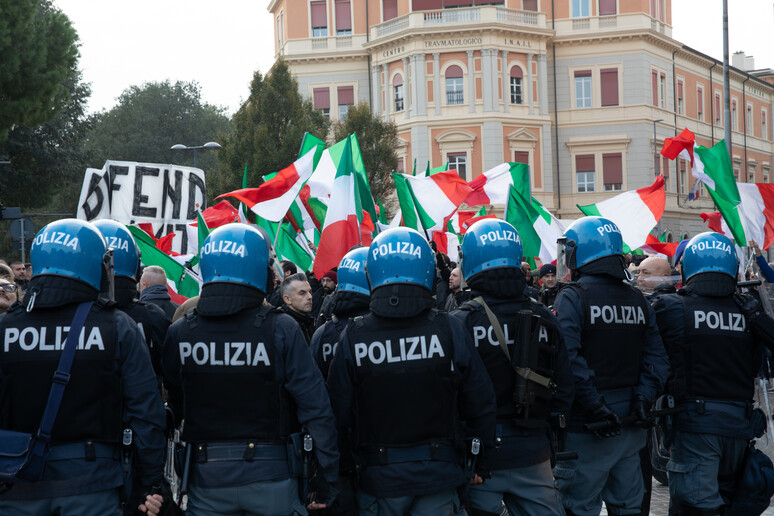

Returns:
76,161,206,254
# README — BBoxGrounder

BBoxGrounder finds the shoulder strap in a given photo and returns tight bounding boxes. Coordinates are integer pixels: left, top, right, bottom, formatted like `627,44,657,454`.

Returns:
472,296,511,361
472,296,553,390
35,301,94,445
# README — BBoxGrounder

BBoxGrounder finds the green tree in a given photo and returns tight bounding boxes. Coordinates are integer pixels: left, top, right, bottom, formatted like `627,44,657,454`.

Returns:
83,80,231,173
0,0,79,140
211,60,329,197
332,103,398,203
0,69,93,261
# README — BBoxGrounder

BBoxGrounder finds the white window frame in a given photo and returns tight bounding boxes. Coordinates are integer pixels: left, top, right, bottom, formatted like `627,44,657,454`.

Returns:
575,75,592,108
572,0,589,18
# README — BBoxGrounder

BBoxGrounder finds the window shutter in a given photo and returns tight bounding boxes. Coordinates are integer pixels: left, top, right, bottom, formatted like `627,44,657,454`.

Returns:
335,0,351,31
513,151,529,164
600,68,618,106
311,1,327,27
313,88,330,109
602,153,622,184
445,65,463,78
337,86,354,105
576,154,595,172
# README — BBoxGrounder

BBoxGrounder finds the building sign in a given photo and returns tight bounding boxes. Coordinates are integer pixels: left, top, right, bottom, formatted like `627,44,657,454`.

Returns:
382,45,406,58
425,37,483,49
503,38,533,48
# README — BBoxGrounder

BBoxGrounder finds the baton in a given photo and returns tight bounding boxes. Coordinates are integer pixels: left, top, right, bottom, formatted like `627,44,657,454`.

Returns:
584,406,687,433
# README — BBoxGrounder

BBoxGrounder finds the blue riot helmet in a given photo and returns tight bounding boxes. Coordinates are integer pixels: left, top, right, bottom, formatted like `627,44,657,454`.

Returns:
92,219,140,279
460,219,523,282
200,223,269,291
337,247,370,296
31,218,107,291
366,227,435,292
557,216,623,278
680,232,738,282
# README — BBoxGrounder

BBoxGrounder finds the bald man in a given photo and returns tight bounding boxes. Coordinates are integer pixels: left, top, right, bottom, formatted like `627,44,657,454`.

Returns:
138,265,179,319
637,256,675,297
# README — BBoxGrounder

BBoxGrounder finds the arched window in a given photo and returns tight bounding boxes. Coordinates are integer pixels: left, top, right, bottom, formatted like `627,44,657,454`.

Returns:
445,65,463,105
393,74,404,112
510,66,523,105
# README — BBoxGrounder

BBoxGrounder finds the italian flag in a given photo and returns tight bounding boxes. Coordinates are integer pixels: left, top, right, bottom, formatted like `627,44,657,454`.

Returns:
700,183,774,250
639,233,679,257
432,230,460,264
313,138,364,277
662,130,746,246
127,225,202,300
402,171,473,232
217,148,316,222
505,184,565,263
465,162,530,206
307,134,378,232
578,175,665,253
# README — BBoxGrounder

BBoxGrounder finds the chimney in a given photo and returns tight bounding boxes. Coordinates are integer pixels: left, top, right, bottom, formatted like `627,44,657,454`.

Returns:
744,55,755,71
732,51,746,70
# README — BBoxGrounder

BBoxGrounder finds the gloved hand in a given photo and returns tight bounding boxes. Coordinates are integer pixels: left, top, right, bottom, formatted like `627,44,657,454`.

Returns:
587,402,622,439
307,476,339,510
631,395,654,429
136,480,178,515
734,293,763,320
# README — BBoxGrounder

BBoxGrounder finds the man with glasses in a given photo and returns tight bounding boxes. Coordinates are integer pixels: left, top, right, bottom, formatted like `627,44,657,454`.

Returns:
0,279,18,315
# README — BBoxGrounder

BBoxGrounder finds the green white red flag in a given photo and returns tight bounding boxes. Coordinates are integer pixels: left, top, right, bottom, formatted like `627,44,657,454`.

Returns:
465,162,530,206
216,148,316,222
578,176,665,253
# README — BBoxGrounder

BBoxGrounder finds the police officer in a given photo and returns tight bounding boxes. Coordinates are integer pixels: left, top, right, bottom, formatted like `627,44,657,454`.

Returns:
552,216,669,516
310,248,370,381
309,248,370,515
652,232,774,515
161,223,339,515
327,227,496,515
93,220,171,381
451,219,572,516
0,219,167,515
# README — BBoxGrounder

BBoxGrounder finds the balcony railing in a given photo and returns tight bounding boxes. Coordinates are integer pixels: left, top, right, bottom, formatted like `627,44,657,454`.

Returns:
446,90,464,105
371,6,546,40
554,13,671,38
279,34,368,57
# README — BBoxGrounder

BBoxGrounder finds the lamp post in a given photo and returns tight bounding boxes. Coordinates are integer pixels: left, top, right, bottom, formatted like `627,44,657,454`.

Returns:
170,141,222,168
653,119,664,235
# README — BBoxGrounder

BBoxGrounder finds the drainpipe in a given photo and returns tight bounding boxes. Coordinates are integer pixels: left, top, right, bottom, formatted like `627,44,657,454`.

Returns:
709,62,717,145
743,75,750,180
366,0,372,110
551,0,561,210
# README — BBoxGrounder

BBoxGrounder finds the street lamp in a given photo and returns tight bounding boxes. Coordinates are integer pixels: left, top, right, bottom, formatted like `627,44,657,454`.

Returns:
170,141,222,168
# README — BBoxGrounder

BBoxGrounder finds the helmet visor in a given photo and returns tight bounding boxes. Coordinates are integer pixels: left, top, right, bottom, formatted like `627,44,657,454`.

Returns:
556,237,572,284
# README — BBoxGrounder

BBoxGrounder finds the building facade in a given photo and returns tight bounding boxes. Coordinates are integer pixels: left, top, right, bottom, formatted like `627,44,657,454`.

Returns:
268,0,774,243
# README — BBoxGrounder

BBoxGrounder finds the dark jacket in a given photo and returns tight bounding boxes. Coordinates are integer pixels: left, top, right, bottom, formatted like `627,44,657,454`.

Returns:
139,284,179,320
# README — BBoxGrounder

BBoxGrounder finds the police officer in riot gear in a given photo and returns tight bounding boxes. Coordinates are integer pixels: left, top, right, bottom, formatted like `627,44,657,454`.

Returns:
161,223,339,515
327,227,496,516
310,247,370,381
552,216,669,516
309,247,370,516
0,219,167,515
93,219,171,382
652,232,774,515
451,219,572,516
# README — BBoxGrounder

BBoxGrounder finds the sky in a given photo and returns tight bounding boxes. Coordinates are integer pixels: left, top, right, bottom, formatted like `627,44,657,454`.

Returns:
55,0,774,116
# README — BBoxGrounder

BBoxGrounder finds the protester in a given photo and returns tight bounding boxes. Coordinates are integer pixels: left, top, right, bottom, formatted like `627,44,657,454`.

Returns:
138,265,179,319
280,271,315,342
443,266,471,311
522,261,540,300
0,277,18,315
10,260,29,291
537,263,560,308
